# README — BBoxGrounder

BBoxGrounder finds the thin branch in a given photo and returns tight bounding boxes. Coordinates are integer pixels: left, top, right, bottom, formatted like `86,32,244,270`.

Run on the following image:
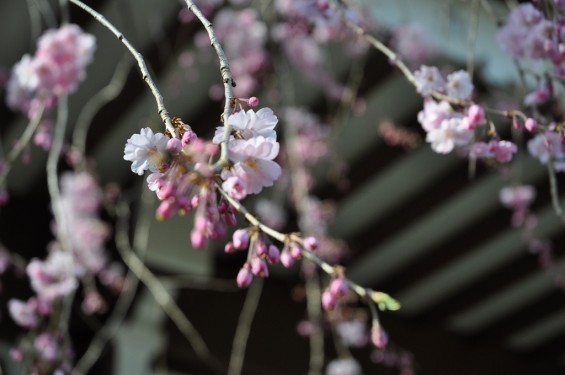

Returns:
68,0,176,136
47,95,70,253
72,53,132,166
0,103,45,186
59,0,70,25
547,162,565,227
158,274,240,292
306,273,324,375
227,277,263,375
72,187,153,374
215,183,380,304
25,0,42,49
114,201,224,374
183,0,234,170
30,0,57,29
467,0,481,80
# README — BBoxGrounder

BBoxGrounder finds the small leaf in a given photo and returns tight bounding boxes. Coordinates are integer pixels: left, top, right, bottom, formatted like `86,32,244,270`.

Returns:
371,291,401,311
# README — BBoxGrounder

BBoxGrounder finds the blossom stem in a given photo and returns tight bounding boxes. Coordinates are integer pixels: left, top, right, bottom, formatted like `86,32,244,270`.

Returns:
183,0,234,170
227,277,263,375
47,95,70,253
68,0,176,136
215,183,381,305
547,162,565,227
73,187,153,374
72,53,132,168
306,273,324,375
115,201,224,374
0,102,45,186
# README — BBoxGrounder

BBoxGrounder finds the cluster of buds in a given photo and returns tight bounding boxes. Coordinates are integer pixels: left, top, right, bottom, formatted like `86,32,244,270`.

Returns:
321,271,349,311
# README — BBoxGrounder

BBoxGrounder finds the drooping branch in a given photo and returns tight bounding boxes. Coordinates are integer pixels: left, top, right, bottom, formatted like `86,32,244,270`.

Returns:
73,187,153,375
183,0,235,170
72,53,132,167
215,183,400,312
227,277,263,375
68,0,176,136
114,201,224,374
0,103,45,186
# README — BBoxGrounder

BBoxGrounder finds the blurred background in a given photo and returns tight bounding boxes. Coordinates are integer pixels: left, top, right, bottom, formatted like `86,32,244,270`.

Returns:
1,0,565,374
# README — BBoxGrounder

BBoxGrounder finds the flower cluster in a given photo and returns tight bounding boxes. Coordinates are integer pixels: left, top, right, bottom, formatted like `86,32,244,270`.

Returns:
415,67,518,162
211,8,269,97
283,107,330,163
214,107,282,199
496,4,559,64
272,0,368,100
527,130,565,171
6,24,95,117
8,172,118,373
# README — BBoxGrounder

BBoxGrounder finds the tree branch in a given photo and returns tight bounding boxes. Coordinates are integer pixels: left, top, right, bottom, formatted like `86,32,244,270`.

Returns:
68,0,176,136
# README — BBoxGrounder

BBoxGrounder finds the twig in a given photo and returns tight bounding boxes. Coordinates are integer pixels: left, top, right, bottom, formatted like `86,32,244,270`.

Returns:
30,0,57,29
47,95,70,253
547,162,565,227
215,183,381,304
72,187,153,374
467,0,481,80
306,273,324,375
68,0,176,136
114,202,224,374
0,103,45,186
183,0,234,170
59,0,69,24
227,277,263,375
24,0,41,49
158,274,240,292
72,53,132,166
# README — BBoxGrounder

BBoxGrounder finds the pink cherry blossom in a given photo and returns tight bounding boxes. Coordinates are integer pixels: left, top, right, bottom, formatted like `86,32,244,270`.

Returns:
27,251,77,302
425,118,473,154
228,136,282,195
213,107,278,143
446,70,473,101
8,299,38,328
414,65,445,96
124,127,169,175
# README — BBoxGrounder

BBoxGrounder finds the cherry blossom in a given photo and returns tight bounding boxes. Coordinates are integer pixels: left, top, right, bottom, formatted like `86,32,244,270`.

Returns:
123,127,169,175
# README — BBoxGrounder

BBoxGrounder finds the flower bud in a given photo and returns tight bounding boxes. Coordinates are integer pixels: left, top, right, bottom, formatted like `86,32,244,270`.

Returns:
329,277,349,297
304,236,319,251
237,265,253,288
232,229,250,249
321,290,337,311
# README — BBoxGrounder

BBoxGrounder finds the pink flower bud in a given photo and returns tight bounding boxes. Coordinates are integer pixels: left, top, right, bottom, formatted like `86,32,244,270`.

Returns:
232,229,250,249
280,248,296,268
304,236,319,251
290,245,302,259
464,104,485,130
248,96,259,107
237,265,253,288
321,290,337,311
371,325,388,349
251,258,269,277
224,211,237,226
267,245,281,264
166,138,182,153
156,199,177,220
329,277,349,297
256,241,268,258
191,230,207,249
525,118,538,132
181,130,197,146
224,242,236,253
